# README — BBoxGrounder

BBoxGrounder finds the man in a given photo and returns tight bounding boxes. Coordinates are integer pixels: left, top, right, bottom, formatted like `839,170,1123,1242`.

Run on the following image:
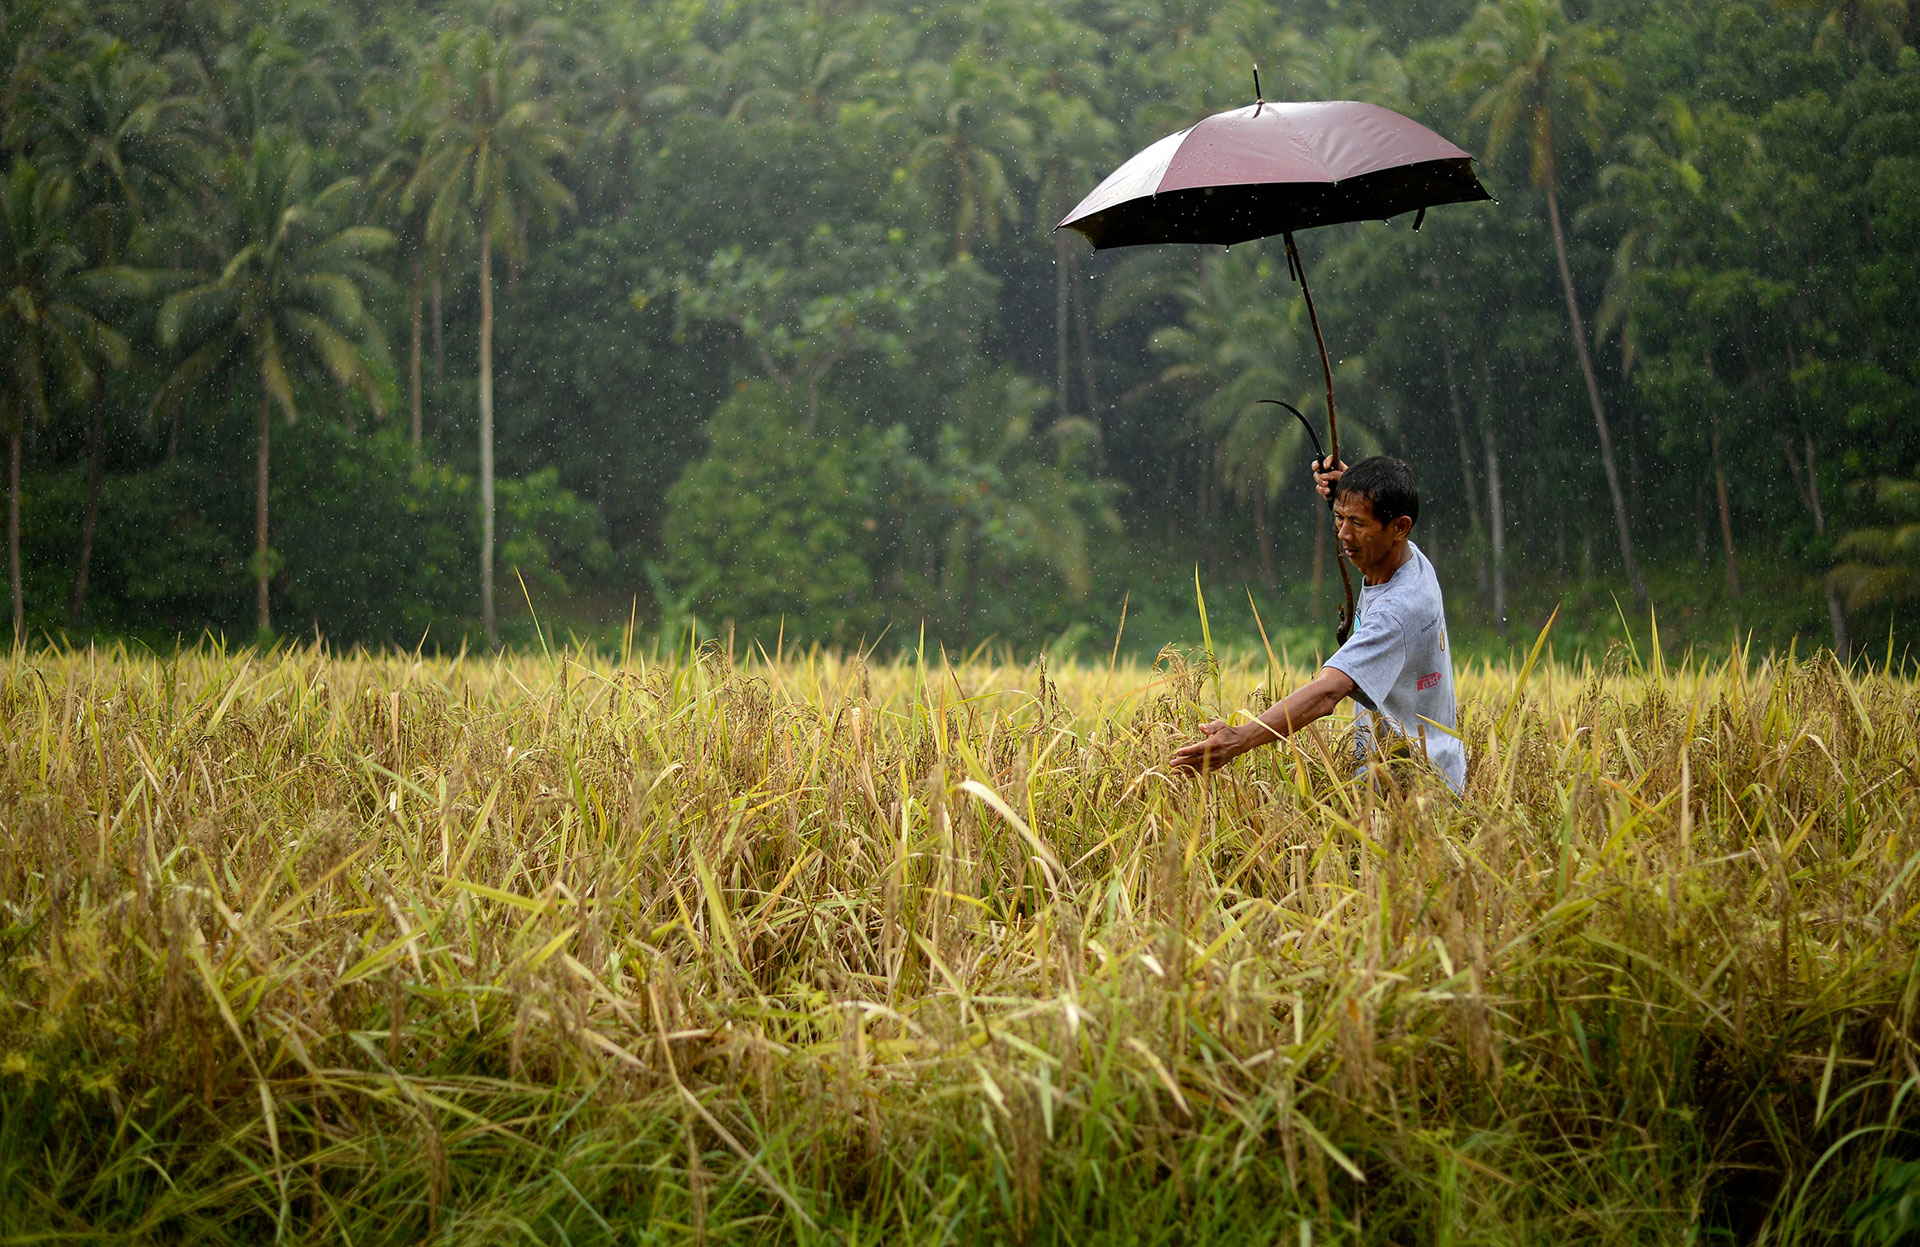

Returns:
1169,455,1465,792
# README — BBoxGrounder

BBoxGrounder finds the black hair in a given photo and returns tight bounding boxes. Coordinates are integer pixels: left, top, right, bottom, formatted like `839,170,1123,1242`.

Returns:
1334,455,1419,527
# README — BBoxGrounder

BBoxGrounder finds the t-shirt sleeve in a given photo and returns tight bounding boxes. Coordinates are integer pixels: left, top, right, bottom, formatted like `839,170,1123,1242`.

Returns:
1325,604,1407,711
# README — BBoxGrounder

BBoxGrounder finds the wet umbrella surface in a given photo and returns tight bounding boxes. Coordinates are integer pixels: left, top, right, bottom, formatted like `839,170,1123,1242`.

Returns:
1059,99,1490,248
1060,95,1492,641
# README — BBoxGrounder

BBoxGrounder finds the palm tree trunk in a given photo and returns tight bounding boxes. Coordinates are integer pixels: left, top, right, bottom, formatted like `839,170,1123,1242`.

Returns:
1785,360,1849,657
1710,414,1741,595
960,538,977,635
8,425,20,646
1482,415,1507,636
1827,583,1850,662
1431,268,1489,603
1253,483,1276,592
953,149,971,260
68,394,106,627
1545,174,1645,602
1074,259,1103,470
255,377,271,634
1695,480,1710,571
409,248,424,461
1805,433,1849,659
432,273,444,388
479,226,498,649
1201,450,1218,582
1059,209,1075,418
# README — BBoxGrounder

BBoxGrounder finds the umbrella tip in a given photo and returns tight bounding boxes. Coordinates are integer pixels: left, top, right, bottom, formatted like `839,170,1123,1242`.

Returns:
1252,66,1263,104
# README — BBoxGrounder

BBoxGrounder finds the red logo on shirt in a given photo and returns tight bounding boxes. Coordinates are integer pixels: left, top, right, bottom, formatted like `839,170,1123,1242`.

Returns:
1417,672,1442,691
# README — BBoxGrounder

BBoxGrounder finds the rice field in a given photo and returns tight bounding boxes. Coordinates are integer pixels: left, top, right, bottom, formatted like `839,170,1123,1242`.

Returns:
2,633,1918,1245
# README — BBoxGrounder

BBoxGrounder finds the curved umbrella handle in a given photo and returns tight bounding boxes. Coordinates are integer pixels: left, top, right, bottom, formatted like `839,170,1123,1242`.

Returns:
1259,398,1355,645
1257,398,1323,465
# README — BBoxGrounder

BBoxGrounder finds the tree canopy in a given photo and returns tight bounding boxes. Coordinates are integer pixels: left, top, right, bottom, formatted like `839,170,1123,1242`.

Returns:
2,0,1916,656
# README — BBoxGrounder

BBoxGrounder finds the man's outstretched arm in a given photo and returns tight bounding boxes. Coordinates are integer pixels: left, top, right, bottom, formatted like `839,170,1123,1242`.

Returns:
1169,666,1358,773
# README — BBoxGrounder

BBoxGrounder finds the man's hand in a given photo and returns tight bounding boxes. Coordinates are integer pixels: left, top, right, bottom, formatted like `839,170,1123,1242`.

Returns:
1313,456,1348,501
1167,667,1357,775
1170,719,1258,773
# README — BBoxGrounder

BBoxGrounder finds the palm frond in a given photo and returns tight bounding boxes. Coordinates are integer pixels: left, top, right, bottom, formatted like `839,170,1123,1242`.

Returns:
148,327,237,422
284,307,382,414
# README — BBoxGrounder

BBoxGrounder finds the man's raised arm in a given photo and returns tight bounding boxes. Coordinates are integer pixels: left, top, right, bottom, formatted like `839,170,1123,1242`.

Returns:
1169,665,1357,773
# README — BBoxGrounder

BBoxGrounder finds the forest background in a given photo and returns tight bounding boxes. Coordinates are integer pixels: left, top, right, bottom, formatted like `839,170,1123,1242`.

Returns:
3,0,1918,660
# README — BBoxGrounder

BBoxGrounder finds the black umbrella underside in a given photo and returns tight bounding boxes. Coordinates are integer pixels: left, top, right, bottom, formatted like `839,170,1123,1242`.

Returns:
1064,157,1490,250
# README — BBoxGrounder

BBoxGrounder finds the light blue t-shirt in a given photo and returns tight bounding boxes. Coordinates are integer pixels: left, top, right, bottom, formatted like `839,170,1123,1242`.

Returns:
1324,541,1465,792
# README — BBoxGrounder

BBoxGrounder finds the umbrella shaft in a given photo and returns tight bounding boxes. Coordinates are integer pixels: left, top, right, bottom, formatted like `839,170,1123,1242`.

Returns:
1284,231,1340,470
1284,230,1354,645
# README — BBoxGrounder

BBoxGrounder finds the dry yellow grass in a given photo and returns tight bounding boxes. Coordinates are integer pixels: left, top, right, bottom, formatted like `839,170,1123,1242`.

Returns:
2,635,1917,1244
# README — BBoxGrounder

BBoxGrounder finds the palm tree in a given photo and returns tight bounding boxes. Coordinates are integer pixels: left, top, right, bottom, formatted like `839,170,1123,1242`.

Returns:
361,60,436,460
37,37,201,232
35,36,203,626
1829,467,1920,622
922,372,1119,632
1000,12,1111,441
1285,24,1409,105
714,1,870,127
152,136,392,636
1453,0,1645,601
1778,0,1911,57
1033,89,1115,427
196,11,355,150
901,55,1030,260
575,6,691,212
404,27,574,648
0,163,130,643
1149,250,1382,602
0,0,75,156
1589,97,1750,597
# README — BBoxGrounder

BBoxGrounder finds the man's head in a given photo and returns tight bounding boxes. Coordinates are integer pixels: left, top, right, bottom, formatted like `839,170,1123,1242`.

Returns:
1332,456,1418,580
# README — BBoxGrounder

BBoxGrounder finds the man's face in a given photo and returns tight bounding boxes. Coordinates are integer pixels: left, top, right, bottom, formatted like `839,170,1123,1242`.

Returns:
1333,489,1412,578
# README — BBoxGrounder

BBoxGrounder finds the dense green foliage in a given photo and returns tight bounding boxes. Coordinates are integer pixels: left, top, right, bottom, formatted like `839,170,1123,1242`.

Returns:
1,0,1917,652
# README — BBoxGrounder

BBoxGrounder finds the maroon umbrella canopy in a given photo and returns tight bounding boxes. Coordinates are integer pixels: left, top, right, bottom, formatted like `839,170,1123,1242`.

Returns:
1059,100,1490,249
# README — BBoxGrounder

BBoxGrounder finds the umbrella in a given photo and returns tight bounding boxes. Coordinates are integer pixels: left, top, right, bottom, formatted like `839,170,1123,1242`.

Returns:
1059,83,1491,642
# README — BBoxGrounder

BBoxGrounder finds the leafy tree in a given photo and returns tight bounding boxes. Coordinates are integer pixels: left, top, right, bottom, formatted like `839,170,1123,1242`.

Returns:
663,379,882,643
665,235,992,430
272,426,609,647
906,371,1120,633
1,0,1915,656
405,25,574,648
152,136,393,636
